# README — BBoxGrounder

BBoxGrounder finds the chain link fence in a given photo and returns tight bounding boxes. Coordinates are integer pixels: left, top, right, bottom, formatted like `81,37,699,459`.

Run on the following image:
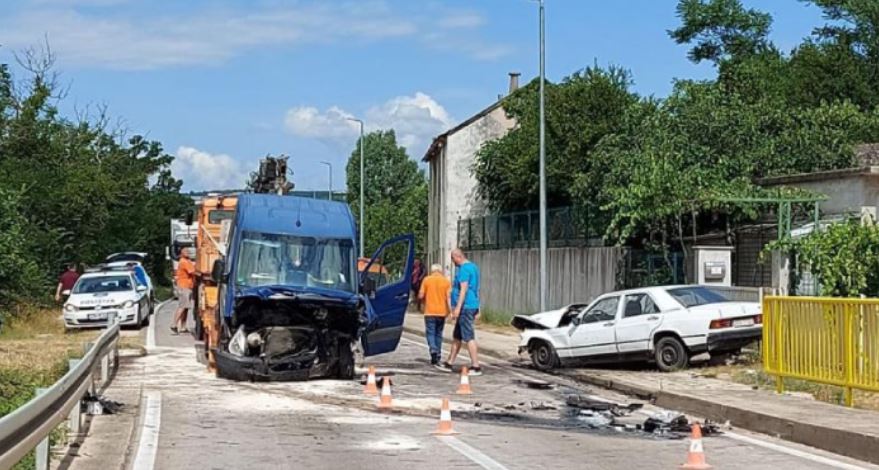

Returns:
458,206,606,250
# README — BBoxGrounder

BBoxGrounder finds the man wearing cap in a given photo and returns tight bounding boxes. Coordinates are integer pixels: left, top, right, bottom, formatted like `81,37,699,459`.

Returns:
172,248,195,335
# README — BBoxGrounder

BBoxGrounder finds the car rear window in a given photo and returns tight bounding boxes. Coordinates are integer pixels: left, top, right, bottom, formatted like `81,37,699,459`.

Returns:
666,287,730,307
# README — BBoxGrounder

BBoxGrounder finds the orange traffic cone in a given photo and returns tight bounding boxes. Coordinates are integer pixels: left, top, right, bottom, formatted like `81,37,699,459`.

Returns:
456,367,472,395
377,377,393,409
364,366,378,395
681,424,712,470
432,397,459,435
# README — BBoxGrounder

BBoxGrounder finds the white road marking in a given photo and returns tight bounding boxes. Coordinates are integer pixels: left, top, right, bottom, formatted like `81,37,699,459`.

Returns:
131,391,162,470
147,299,172,351
725,432,869,470
437,436,510,470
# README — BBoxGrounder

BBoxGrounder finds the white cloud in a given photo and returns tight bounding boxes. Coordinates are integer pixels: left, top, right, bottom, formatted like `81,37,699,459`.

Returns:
0,2,509,69
172,146,245,191
283,92,455,156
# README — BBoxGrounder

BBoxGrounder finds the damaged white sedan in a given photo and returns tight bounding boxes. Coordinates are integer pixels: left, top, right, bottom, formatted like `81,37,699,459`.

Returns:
512,285,762,372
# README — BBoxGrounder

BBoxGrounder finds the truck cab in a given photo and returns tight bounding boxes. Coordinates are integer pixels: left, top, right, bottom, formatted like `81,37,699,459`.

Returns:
212,194,413,381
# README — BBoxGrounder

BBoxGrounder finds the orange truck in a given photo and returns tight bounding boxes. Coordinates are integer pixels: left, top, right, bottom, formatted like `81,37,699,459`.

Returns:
192,194,237,371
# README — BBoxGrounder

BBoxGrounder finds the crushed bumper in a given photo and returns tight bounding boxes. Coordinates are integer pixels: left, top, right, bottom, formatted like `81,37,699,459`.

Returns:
214,348,327,382
707,327,762,353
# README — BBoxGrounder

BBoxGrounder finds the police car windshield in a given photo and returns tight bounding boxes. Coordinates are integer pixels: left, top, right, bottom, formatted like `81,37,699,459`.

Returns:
74,275,134,294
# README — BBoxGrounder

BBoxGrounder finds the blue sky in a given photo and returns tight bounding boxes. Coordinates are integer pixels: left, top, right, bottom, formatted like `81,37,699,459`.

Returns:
0,0,825,192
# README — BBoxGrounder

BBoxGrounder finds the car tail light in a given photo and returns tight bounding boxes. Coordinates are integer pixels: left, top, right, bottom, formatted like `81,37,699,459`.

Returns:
754,314,763,324
709,319,732,329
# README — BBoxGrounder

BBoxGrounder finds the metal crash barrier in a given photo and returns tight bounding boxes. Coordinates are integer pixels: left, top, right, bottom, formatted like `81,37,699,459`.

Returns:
763,296,879,406
0,316,120,470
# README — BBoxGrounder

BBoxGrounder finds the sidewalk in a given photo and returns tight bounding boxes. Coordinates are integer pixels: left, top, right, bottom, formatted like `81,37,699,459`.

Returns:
402,313,879,464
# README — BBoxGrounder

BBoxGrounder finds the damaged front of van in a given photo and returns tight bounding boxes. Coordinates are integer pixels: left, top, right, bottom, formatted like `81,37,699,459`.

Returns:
211,194,413,381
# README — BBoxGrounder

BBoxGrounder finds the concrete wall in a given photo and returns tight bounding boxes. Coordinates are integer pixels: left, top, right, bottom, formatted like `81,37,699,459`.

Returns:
427,104,515,273
468,246,623,314
760,168,879,216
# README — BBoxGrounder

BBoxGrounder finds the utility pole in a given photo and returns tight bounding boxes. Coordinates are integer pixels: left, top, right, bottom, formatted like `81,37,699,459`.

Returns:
347,117,365,257
538,0,548,311
320,161,333,200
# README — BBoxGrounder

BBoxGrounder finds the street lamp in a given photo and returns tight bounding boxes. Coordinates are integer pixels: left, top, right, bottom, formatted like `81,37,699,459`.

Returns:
537,0,548,311
347,117,365,257
320,161,333,201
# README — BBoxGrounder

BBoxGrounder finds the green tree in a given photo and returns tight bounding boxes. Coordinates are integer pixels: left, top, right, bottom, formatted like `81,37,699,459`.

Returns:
669,0,773,65
345,130,428,256
472,65,638,212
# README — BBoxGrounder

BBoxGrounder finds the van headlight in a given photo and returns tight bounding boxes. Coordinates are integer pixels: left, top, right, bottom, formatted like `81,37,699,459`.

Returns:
229,326,248,357
64,304,77,312
122,300,135,309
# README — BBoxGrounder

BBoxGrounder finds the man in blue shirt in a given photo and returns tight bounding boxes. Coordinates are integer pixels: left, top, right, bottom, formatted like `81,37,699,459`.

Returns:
439,248,483,376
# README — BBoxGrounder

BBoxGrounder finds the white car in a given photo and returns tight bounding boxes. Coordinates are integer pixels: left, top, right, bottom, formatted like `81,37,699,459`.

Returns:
63,271,151,329
513,285,762,372
102,261,155,307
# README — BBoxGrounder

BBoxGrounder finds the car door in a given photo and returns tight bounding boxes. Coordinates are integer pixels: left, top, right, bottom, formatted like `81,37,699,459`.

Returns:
565,296,621,360
615,292,663,355
360,234,415,356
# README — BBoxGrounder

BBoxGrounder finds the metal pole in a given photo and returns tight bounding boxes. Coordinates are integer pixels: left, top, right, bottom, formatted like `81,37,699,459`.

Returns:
348,118,365,256
321,161,333,200
538,0,548,311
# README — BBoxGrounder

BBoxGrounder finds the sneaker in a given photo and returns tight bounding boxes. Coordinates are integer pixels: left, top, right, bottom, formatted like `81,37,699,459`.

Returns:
169,326,179,335
179,328,190,334
468,366,483,377
435,362,454,372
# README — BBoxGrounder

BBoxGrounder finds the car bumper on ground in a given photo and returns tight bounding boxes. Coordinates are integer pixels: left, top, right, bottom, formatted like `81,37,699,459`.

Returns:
707,326,762,353
64,305,140,328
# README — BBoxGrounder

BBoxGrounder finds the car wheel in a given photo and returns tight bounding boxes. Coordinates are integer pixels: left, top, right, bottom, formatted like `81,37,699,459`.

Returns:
530,341,560,371
655,336,688,372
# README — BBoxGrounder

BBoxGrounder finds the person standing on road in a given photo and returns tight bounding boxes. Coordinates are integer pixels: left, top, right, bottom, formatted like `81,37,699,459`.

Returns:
419,264,451,367
55,263,80,303
410,258,426,311
172,248,195,335
439,248,482,376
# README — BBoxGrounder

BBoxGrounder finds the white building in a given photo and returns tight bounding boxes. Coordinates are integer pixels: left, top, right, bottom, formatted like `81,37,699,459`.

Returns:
423,74,520,272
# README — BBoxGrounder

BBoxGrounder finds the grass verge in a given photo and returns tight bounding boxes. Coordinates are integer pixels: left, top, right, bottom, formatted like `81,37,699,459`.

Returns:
0,305,103,469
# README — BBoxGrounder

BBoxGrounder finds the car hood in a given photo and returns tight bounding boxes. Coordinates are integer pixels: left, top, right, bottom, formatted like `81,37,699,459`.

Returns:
687,302,760,318
511,307,567,330
68,292,138,307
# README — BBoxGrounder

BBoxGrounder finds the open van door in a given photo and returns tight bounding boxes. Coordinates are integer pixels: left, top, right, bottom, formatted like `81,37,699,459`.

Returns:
360,234,414,356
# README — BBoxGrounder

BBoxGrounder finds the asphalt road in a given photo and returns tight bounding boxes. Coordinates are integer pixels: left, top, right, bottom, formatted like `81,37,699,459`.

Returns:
102,301,879,470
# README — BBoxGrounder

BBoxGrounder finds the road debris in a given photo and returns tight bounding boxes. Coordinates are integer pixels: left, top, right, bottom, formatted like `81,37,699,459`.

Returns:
82,395,124,415
565,394,644,415
515,378,554,390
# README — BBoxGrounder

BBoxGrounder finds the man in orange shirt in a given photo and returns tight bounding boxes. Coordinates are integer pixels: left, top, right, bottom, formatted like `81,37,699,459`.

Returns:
172,248,196,335
418,264,451,368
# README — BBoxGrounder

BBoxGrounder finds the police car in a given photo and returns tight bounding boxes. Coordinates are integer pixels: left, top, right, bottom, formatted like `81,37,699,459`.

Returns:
63,270,151,329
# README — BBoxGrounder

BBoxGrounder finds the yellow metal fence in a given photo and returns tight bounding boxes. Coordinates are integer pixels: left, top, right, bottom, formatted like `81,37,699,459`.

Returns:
763,296,879,406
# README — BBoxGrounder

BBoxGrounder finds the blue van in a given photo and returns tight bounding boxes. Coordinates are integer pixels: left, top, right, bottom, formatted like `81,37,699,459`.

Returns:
211,194,413,381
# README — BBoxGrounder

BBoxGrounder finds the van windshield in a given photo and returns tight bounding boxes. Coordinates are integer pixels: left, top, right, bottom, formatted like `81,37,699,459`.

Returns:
74,276,134,293
235,232,356,293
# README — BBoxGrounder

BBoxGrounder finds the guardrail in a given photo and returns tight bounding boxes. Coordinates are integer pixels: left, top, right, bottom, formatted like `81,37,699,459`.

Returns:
763,296,879,406
0,316,120,470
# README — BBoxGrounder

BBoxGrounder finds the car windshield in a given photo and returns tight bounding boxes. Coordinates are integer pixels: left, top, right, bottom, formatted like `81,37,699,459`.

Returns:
235,232,356,293
74,275,134,293
666,286,730,307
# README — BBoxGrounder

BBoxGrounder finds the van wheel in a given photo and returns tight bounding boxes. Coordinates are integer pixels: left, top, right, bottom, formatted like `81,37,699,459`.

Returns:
335,342,355,380
530,341,560,371
655,337,688,372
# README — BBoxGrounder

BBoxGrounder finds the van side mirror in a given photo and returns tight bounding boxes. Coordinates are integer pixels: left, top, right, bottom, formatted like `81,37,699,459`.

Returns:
212,259,227,282
184,211,194,226
165,246,171,261
136,285,147,293
571,315,582,326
